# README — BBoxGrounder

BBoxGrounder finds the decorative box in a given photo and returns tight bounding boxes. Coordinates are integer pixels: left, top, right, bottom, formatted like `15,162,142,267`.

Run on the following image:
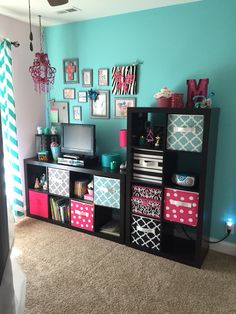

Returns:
48,168,69,197
37,150,48,161
94,176,120,209
163,188,199,226
71,200,94,231
131,214,161,251
29,190,48,218
166,114,204,152
84,193,93,202
131,185,162,219
132,148,163,184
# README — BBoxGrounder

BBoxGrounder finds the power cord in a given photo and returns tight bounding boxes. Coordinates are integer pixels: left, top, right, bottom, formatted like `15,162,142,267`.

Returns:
208,229,231,244
180,225,232,244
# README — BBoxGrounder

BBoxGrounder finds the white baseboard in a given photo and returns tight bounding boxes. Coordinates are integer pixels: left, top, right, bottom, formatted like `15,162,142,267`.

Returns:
210,238,236,256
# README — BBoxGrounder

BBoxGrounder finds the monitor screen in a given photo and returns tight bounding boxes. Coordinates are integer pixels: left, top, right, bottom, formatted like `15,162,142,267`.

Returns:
61,124,95,156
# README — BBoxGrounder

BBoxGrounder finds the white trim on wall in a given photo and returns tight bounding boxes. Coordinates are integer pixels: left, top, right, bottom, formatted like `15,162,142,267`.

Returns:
210,238,236,256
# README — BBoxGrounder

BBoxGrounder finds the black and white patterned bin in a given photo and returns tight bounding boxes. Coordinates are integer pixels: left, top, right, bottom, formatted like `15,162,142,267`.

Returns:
131,214,161,252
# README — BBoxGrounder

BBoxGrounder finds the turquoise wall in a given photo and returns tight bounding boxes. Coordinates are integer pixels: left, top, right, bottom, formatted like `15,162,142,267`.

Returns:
45,0,236,242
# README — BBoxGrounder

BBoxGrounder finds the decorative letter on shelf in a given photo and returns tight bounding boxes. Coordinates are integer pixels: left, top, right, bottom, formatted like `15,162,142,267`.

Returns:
186,78,209,108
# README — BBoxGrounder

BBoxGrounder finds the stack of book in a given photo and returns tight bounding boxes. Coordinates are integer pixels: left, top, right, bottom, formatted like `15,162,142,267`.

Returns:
49,197,70,224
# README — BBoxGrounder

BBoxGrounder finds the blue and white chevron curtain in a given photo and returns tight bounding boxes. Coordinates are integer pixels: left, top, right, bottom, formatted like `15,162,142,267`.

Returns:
0,39,24,218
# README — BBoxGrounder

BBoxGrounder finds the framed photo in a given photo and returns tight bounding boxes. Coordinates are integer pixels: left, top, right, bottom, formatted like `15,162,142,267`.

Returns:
73,106,82,120
114,97,136,118
51,101,69,123
63,88,75,99
78,91,87,103
98,68,109,86
63,58,79,84
82,69,93,87
90,90,110,119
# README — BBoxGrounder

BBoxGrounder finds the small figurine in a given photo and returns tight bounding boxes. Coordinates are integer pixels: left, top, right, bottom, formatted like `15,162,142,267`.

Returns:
145,121,154,144
139,136,145,146
50,126,57,135
87,181,94,196
34,177,40,189
155,135,161,147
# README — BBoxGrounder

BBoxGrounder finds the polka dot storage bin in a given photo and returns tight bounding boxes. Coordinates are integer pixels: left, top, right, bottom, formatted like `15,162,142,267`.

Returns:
70,200,94,232
163,188,199,226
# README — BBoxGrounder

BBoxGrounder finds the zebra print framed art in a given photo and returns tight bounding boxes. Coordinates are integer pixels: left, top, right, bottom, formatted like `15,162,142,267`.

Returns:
112,65,137,95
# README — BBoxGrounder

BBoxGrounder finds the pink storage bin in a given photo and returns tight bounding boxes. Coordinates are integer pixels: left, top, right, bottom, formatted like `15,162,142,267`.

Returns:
29,190,48,218
157,97,172,108
163,188,199,226
70,200,94,231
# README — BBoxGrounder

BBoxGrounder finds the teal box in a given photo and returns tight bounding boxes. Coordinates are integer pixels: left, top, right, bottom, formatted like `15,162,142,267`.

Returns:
101,153,120,168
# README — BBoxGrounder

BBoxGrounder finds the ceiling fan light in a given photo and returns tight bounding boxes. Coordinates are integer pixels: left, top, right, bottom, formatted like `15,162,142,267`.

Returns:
47,0,69,6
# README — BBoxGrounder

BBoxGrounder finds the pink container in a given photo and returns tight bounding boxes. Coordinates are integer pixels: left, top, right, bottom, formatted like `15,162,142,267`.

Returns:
29,190,48,218
163,188,199,226
70,200,94,231
157,97,172,108
171,93,184,108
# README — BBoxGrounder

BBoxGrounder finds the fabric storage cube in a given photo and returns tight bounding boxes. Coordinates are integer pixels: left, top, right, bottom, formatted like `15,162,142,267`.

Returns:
29,190,48,218
70,200,94,231
48,167,69,197
131,214,161,251
167,114,204,152
164,188,199,226
131,185,162,219
94,176,120,209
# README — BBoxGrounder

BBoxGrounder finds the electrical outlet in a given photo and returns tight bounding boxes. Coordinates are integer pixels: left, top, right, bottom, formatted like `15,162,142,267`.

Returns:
225,222,234,235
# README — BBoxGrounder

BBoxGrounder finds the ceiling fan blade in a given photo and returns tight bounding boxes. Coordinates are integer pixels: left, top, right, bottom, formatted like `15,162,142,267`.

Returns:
47,0,69,6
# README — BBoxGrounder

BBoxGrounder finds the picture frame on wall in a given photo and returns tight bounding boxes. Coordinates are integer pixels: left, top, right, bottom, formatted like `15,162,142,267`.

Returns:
82,69,93,87
73,106,82,121
98,68,109,86
90,90,110,119
114,97,136,118
63,58,79,84
78,91,87,103
63,88,75,99
51,101,69,123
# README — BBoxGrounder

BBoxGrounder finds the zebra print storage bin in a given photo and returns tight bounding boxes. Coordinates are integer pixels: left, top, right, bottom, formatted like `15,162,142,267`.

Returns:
131,185,162,219
132,148,163,184
131,214,161,252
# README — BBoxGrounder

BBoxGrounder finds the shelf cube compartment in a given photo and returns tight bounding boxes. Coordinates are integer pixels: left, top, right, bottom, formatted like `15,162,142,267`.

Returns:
131,214,161,251
48,168,69,197
163,188,199,226
70,200,94,231
29,190,48,218
166,114,204,152
94,176,120,209
131,184,162,219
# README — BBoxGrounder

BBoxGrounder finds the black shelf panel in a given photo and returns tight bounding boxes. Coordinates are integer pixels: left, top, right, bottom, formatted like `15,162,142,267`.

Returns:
28,188,48,194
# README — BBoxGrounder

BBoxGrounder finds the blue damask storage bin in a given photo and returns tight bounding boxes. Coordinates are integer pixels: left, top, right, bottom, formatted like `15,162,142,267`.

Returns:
166,114,204,152
94,176,120,209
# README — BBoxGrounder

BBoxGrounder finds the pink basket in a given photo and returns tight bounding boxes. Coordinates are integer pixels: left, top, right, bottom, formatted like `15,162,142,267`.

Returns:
171,93,184,108
157,97,172,108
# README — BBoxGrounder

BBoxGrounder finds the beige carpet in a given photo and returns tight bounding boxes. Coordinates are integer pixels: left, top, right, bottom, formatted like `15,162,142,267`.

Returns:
14,218,236,314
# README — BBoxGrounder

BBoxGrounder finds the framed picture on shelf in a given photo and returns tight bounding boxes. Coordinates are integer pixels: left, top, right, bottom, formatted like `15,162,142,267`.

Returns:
82,69,93,87
98,68,109,86
63,58,79,84
51,101,69,123
73,106,82,121
90,90,110,119
114,97,136,118
78,91,87,103
63,88,75,99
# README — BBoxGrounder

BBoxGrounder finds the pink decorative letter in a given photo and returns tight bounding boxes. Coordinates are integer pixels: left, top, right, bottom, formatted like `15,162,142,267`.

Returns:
186,78,209,108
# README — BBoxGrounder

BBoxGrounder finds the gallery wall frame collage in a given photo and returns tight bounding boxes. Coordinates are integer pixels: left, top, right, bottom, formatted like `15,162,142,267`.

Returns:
50,58,138,123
